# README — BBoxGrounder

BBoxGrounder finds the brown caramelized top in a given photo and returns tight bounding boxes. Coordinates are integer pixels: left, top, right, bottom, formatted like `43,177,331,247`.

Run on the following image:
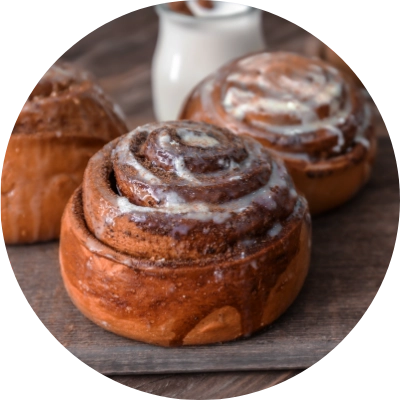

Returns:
13,62,128,141
180,52,372,161
82,121,308,262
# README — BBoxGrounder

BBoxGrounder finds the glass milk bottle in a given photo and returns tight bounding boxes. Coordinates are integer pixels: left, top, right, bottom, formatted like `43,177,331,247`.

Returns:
152,2,266,121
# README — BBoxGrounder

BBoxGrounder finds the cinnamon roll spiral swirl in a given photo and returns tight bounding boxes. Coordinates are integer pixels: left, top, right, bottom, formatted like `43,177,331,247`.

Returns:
180,52,377,214
60,121,311,346
1,63,128,244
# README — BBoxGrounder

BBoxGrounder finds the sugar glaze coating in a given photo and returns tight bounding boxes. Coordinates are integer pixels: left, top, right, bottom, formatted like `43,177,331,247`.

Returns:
60,121,311,346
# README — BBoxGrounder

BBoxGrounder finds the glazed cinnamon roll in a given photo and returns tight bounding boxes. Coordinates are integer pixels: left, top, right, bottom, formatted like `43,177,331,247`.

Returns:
1,63,128,244
180,52,376,214
323,47,363,87
60,120,311,346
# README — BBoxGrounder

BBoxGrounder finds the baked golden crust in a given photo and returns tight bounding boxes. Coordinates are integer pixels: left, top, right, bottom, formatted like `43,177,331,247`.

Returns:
59,121,311,346
180,52,376,214
1,63,128,244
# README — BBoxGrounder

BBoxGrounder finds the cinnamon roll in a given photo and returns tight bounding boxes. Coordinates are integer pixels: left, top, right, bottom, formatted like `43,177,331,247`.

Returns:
323,47,363,87
60,120,311,346
1,63,128,244
180,52,376,214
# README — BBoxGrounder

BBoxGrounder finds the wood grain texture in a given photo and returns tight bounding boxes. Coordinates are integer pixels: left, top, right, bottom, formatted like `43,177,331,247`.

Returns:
110,370,301,399
7,6,397,399
8,136,398,375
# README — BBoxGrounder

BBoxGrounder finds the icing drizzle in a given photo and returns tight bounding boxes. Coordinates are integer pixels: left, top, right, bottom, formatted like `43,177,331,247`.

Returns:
185,52,372,161
82,121,307,261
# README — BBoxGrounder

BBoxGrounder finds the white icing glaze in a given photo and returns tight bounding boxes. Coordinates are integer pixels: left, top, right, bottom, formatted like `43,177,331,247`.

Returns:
177,128,219,148
214,269,224,281
84,122,304,257
113,133,161,184
173,156,199,182
217,52,374,157
122,123,268,186
156,190,185,207
85,233,108,254
354,104,372,149
268,222,282,237
354,136,370,149
158,130,171,148
105,216,115,226
329,125,345,153
109,156,290,224
86,258,93,270
289,187,298,198
171,222,191,236
238,52,272,68
223,74,352,139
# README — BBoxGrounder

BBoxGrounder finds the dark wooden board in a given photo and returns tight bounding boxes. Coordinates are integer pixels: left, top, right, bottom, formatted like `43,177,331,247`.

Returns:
110,370,301,399
8,137,398,375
